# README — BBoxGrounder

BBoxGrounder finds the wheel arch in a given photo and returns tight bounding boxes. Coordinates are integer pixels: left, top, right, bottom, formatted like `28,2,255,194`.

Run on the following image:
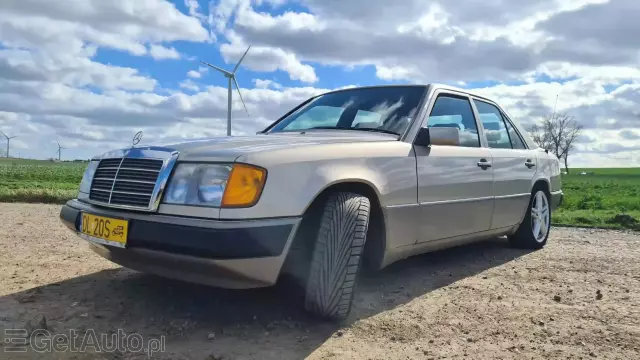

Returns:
511,178,551,233
286,180,388,275
509,177,552,248
301,178,383,213
531,177,551,197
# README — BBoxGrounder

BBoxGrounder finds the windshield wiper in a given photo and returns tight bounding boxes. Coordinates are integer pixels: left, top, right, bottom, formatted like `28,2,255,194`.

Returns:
311,126,399,136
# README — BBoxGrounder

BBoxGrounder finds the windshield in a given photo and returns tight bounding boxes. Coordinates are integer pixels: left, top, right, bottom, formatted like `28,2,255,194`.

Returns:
269,86,427,136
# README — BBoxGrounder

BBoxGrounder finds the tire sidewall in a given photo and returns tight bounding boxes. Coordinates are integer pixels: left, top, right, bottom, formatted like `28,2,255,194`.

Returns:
512,188,551,249
533,190,551,245
304,192,371,321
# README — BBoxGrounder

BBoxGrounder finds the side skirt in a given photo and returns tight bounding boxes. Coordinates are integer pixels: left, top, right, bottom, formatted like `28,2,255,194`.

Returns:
379,225,518,269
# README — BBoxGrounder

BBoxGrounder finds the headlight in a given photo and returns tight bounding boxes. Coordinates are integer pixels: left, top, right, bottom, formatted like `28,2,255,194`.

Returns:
163,163,266,208
79,160,99,193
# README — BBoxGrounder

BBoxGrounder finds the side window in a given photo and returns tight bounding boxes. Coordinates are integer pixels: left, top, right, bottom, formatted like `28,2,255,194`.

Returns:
503,118,526,149
474,100,511,149
427,95,480,147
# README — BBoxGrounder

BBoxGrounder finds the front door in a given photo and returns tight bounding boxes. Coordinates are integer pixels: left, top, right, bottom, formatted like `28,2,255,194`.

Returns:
415,93,494,243
472,98,536,229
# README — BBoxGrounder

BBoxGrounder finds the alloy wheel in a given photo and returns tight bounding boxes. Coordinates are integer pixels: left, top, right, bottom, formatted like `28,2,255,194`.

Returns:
531,190,550,242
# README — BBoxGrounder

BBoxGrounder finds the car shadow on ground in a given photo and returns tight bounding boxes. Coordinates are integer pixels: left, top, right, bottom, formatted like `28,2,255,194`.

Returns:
2,237,533,359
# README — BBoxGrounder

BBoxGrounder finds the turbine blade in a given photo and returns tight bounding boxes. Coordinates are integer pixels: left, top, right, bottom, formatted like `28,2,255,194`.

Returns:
233,77,249,115
0,131,6,138
200,61,231,76
232,45,251,74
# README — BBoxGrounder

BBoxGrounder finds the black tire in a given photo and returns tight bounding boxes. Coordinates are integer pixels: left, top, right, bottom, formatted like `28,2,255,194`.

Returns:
304,192,371,321
509,188,551,249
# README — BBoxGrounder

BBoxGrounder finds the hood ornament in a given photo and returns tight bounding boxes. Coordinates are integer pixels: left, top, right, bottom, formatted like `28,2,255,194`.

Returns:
133,131,143,147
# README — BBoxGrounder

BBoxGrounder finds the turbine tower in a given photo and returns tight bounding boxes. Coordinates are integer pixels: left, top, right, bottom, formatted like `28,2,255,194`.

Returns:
56,141,66,161
201,45,251,136
0,131,16,158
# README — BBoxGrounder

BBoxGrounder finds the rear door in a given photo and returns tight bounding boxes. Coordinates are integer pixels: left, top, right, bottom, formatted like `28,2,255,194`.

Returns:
415,92,494,243
472,98,536,229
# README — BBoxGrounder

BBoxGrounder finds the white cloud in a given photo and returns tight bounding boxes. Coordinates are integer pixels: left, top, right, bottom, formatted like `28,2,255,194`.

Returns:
0,0,638,167
184,0,202,17
375,65,421,82
0,48,156,91
179,79,200,92
220,39,318,83
206,0,640,88
149,44,181,60
473,79,640,131
253,78,282,89
0,0,209,57
187,70,202,79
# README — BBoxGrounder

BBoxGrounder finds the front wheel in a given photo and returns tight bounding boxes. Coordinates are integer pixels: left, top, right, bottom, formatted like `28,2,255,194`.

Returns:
304,192,371,321
509,189,551,249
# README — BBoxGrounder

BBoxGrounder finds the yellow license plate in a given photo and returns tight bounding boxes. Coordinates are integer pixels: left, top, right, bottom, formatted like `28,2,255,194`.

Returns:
80,213,129,248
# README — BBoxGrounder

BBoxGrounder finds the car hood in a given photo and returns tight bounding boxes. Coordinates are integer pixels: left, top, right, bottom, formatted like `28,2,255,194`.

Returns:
162,131,398,162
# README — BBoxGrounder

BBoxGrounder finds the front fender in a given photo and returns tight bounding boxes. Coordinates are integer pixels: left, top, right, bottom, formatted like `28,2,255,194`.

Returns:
219,157,409,220
304,163,385,210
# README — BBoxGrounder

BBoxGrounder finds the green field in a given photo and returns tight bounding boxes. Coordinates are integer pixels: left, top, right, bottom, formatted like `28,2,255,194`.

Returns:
0,158,638,230
0,158,87,204
554,167,640,230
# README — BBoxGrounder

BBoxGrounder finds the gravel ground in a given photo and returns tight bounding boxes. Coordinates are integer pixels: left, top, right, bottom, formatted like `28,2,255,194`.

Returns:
0,203,639,360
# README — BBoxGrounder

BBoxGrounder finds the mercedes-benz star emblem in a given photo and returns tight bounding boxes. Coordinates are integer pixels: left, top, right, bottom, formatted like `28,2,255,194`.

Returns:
133,131,143,146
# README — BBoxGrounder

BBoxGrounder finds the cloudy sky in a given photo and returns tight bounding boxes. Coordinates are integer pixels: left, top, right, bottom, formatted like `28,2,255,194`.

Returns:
0,0,639,166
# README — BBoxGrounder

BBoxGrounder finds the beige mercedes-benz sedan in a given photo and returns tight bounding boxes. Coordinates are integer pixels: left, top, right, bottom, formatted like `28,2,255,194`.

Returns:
60,84,563,321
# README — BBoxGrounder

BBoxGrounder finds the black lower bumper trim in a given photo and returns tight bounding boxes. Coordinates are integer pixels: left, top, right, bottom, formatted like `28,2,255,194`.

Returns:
60,204,293,259
130,219,292,258
60,204,81,230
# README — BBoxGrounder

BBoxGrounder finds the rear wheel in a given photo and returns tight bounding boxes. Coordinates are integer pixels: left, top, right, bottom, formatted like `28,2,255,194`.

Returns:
304,192,370,321
509,189,551,249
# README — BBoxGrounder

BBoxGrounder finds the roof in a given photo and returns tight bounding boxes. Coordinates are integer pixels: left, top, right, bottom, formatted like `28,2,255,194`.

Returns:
277,83,537,148
428,83,493,102
318,83,494,102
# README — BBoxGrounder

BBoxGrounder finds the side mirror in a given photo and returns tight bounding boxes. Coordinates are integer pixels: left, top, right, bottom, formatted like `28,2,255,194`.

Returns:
414,127,431,146
414,127,460,147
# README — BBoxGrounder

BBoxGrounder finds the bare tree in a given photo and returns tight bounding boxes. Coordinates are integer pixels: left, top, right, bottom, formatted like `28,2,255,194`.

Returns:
529,113,583,174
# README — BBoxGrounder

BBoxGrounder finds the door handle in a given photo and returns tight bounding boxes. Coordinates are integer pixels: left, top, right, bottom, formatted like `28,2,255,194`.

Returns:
525,159,536,168
477,159,492,169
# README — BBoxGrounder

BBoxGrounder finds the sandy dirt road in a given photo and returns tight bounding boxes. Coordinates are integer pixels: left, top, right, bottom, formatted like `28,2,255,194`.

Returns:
0,203,639,360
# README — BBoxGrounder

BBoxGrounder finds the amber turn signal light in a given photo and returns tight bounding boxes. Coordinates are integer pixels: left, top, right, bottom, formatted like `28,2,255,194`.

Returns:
221,163,267,207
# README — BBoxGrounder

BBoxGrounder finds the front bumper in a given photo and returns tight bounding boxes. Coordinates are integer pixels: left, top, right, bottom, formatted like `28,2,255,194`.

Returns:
60,199,301,289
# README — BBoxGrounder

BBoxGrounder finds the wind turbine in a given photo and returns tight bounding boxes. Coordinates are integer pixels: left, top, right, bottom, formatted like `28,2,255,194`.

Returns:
56,141,66,161
201,45,251,136
0,131,16,158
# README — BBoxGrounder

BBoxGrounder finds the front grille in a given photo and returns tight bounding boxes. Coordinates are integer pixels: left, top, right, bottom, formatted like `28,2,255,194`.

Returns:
89,157,164,209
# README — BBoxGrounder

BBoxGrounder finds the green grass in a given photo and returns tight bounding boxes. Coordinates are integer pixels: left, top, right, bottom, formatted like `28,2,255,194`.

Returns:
0,158,86,204
0,158,638,230
554,168,640,230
